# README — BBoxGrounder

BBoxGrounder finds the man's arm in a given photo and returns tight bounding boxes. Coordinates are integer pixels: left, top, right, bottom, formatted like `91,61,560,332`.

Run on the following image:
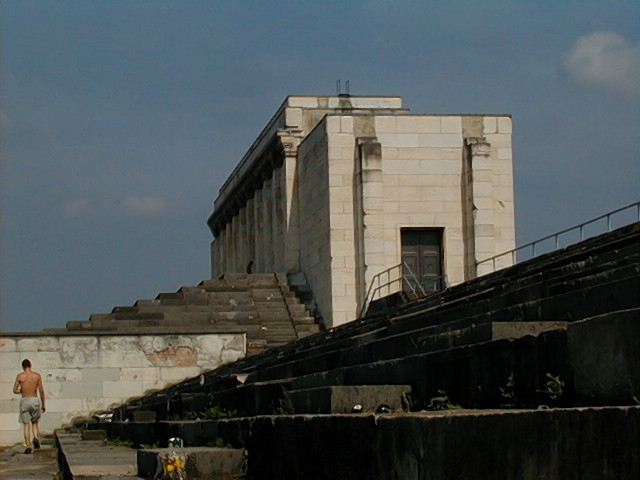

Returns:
37,375,46,412
12,375,22,395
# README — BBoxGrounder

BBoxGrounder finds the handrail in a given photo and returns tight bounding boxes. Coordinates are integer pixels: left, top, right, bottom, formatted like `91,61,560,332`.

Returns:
359,262,448,318
477,200,640,274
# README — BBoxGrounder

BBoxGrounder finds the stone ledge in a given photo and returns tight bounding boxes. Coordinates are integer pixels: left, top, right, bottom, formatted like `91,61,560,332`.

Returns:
4,327,247,337
137,447,246,479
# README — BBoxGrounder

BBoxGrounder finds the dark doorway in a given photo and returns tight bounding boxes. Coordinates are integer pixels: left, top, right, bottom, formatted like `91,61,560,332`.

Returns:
401,229,444,296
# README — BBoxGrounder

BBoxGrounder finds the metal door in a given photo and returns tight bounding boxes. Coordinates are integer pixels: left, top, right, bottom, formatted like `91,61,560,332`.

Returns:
401,229,443,295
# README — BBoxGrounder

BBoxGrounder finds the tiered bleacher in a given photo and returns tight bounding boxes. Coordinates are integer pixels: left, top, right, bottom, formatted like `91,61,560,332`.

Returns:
70,223,639,479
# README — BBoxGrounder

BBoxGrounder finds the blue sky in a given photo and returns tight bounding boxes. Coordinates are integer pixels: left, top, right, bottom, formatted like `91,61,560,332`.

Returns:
2,1,638,332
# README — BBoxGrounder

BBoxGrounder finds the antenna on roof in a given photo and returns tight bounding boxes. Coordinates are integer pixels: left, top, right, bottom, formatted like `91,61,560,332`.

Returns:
336,79,351,97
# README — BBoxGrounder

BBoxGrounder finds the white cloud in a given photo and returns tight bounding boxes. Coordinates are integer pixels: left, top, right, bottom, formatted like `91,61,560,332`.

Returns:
121,196,167,216
61,198,92,218
564,31,640,99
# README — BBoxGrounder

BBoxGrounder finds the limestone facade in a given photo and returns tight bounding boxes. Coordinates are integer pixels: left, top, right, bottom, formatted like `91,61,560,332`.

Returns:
0,331,245,445
208,96,515,327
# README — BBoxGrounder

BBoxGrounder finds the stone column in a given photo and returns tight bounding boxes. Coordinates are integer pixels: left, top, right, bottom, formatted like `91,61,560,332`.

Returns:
355,137,385,310
209,238,220,278
272,165,285,271
246,196,255,271
465,137,495,276
230,214,238,272
277,128,304,273
262,177,274,271
238,206,247,272
254,187,264,272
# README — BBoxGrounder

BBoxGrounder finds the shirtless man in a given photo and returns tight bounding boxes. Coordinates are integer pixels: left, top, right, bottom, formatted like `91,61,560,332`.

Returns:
13,359,46,454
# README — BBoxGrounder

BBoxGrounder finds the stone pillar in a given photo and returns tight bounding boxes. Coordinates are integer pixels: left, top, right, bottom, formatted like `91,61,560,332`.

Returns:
238,206,247,272
272,165,285,271
277,128,304,273
263,177,274,271
465,137,495,276
230,214,238,272
210,239,216,278
246,196,256,271
254,187,264,272
355,137,385,311
219,229,226,276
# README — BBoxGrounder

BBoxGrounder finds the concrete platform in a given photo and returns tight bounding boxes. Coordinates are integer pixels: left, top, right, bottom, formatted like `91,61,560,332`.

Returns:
137,447,246,479
0,442,59,480
57,431,141,479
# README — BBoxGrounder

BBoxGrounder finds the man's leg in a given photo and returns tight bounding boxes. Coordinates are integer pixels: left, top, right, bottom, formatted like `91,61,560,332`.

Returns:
32,421,40,448
23,423,32,453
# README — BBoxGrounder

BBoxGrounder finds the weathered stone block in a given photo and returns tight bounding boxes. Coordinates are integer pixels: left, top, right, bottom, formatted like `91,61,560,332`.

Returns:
103,380,144,399
568,310,640,405
0,338,16,353
137,447,247,480
133,410,157,423
82,429,107,441
288,385,412,414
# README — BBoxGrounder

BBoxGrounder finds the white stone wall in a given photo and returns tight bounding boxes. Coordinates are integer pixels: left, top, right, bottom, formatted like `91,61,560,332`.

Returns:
376,114,469,287
484,117,517,269
298,119,334,325
208,97,515,329
305,113,516,327
0,332,245,446
325,116,360,326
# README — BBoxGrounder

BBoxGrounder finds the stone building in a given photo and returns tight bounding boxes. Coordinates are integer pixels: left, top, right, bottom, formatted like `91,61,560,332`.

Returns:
208,95,515,327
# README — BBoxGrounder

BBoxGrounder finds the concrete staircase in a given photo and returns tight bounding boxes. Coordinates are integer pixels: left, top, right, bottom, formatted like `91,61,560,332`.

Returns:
101,222,639,415
55,273,321,355
71,223,640,479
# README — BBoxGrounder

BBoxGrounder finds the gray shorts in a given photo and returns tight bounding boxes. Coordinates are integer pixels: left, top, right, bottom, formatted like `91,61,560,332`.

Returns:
19,397,42,424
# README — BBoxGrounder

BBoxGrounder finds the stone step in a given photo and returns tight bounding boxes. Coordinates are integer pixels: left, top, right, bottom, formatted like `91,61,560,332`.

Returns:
33,446,57,461
112,306,138,314
67,320,94,330
258,312,293,321
287,385,412,414
201,284,250,292
393,238,638,321
137,447,247,479
292,316,317,325
386,270,638,339
113,312,165,321
295,324,322,334
399,234,640,318
252,317,569,384
56,431,139,479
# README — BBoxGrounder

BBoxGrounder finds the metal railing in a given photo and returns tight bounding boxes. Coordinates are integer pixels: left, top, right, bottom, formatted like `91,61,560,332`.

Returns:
359,262,448,318
477,200,640,274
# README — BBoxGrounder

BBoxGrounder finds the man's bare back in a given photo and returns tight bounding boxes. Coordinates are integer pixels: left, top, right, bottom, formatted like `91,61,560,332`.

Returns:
14,370,43,398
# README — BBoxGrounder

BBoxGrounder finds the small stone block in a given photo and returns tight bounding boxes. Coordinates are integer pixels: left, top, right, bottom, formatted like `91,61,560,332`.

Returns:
81,429,107,441
133,410,157,423
137,447,246,479
288,385,412,414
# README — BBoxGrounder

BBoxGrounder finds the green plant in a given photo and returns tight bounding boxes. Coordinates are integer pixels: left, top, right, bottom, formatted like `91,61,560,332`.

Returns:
272,387,295,415
103,437,134,448
500,372,517,408
168,410,199,421
206,437,232,448
426,390,462,411
538,373,564,401
142,442,159,449
512,313,525,322
201,406,237,420
401,392,415,412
